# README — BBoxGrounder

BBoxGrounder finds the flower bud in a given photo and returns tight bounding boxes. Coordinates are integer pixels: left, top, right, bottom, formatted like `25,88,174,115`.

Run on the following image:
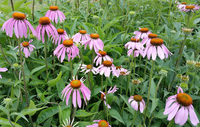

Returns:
159,69,168,77
129,11,135,15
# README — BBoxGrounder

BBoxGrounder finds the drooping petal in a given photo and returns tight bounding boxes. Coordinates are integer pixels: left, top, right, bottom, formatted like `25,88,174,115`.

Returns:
72,90,77,107
179,107,188,126
189,105,199,126
76,90,82,108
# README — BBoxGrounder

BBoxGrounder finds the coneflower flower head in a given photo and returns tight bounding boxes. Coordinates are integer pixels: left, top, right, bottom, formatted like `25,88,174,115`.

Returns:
141,33,158,46
45,6,66,23
1,12,36,38
52,28,69,45
94,51,113,66
128,95,145,113
86,120,111,127
134,28,152,39
72,30,90,44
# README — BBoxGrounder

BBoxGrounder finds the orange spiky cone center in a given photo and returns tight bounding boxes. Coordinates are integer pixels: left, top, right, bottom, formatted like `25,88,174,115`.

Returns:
79,30,87,34
98,120,109,127
148,33,158,38
39,17,51,25
90,33,99,39
99,51,107,56
103,60,112,67
57,29,64,34
140,28,149,33
101,92,106,100
182,2,186,5
150,38,164,46
185,5,195,9
86,65,92,69
134,95,143,102
70,80,81,89
22,42,29,47
116,66,121,69
63,39,73,47
131,38,140,42
176,93,192,106
12,12,26,20
49,6,58,11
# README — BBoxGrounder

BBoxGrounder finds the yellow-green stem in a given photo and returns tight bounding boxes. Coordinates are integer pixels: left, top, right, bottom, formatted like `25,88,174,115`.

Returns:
44,34,49,81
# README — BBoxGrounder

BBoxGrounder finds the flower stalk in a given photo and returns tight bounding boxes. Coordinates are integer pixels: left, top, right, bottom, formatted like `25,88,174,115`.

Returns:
44,33,49,81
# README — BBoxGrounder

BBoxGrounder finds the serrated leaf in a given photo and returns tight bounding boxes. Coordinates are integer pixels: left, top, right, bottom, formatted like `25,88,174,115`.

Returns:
75,110,97,118
47,71,62,87
109,109,125,124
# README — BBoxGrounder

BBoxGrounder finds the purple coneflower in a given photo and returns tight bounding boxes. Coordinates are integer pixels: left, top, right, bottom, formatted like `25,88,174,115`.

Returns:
81,33,104,53
116,66,130,76
177,2,187,10
94,51,113,66
128,95,145,113
100,85,118,109
36,17,57,43
14,39,36,58
97,60,119,77
80,64,98,74
61,77,91,108
163,87,199,126
127,48,144,57
86,120,111,127
45,6,66,23
72,30,90,44
0,68,8,79
141,33,158,46
181,5,200,12
52,29,69,45
134,28,151,39
143,38,172,60
61,117,79,127
54,39,79,62
125,38,144,50
1,12,36,38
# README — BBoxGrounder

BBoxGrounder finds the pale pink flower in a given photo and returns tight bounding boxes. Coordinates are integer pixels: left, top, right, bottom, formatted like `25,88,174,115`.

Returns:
14,39,36,58
80,64,98,74
45,6,66,23
1,12,36,38
141,33,158,46
61,77,91,108
81,33,104,53
125,38,144,50
52,28,69,45
61,118,79,127
163,86,199,126
94,51,113,66
127,48,144,57
54,39,79,62
177,2,187,10
36,17,57,43
143,38,172,60
86,120,111,127
128,95,145,113
116,66,130,76
97,60,119,77
72,30,90,44
0,68,8,79
134,28,151,39
181,4,200,12
100,85,118,109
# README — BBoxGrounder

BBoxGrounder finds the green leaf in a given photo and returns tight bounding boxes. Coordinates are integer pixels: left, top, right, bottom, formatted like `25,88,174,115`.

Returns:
190,95,200,100
150,98,159,113
10,112,28,122
14,0,26,11
31,65,46,75
167,118,174,127
0,117,22,127
0,105,7,114
109,109,125,124
75,110,97,118
28,100,36,116
59,107,71,121
70,18,77,36
103,16,123,31
106,93,115,104
119,95,135,115
155,109,167,119
47,71,62,87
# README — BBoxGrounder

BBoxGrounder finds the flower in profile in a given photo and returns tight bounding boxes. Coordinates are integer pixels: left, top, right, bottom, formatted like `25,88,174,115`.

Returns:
181,75,189,82
116,66,130,76
127,48,144,57
0,68,8,79
80,64,98,74
94,51,113,66
61,77,91,108
180,83,188,91
14,39,36,58
1,12,36,38
86,120,111,127
134,28,151,39
195,61,200,69
177,2,187,10
54,39,79,62
181,5,200,12
81,33,104,53
100,85,118,109
163,86,199,126
128,95,145,113
125,38,144,50
72,30,90,44
141,33,158,46
143,38,172,60
45,6,66,23
132,79,141,85
97,60,119,77
61,117,79,127
52,29,69,45
36,17,57,43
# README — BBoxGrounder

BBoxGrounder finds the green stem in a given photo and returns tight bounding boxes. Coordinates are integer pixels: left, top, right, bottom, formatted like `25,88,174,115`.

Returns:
32,0,35,21
101,75,103,91
143,60,155,126
28,58,32,70
86,0,89,22
124,0,130,28
88,49,95,90
143,57,148,80
189,70,197,94
7,107,15,127
155,1,162,31
105,77,108,121
75,49,84,77
119,76,123,108
137,55,141,74
131,111,137,127
53,22,56,78
10,0,14,12
133,57,136,79
69,60,73,77
44,34,49,81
